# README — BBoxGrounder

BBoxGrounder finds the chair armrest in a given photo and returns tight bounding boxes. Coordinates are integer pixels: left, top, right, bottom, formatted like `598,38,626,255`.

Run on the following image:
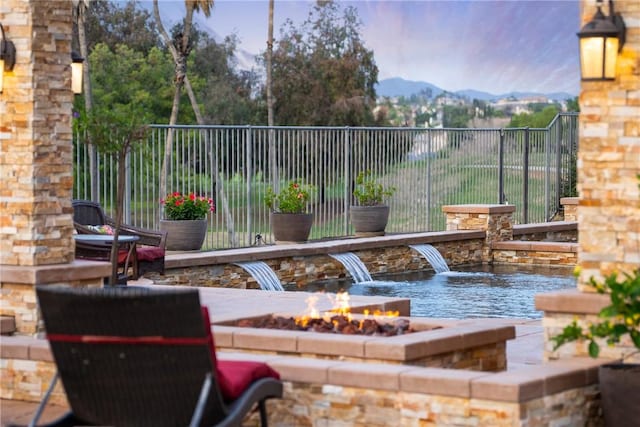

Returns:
105,218,167,249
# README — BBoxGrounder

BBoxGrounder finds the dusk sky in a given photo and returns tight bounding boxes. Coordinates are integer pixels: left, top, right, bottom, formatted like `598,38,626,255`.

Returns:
151,0,582,96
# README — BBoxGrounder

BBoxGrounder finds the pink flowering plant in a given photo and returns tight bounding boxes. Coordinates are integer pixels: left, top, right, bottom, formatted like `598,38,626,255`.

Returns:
161,192,215,220
264,181,314,214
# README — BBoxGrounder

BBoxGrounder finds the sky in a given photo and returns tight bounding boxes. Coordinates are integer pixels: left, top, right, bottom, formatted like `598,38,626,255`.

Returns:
151,0,582,96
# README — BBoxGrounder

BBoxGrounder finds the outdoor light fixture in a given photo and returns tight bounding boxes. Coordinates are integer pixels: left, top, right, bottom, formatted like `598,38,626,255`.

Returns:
71,51,84,94
577,0,626,81
0,22,17,93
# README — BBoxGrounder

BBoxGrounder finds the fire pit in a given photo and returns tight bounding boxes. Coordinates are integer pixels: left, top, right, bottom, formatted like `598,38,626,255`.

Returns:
236,314,413,336
235,291,415,336
214,291,516,371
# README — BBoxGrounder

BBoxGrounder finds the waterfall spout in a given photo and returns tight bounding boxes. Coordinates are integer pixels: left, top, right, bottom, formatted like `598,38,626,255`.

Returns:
409,244,450,274
329,252,373,283
234,261,284,291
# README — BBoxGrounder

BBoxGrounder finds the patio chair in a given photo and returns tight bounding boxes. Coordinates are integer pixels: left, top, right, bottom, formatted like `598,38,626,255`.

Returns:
72,199,167,279
25,285,283,427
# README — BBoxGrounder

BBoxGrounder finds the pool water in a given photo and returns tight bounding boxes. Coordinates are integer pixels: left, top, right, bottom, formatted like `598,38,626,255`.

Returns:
288,265,576,319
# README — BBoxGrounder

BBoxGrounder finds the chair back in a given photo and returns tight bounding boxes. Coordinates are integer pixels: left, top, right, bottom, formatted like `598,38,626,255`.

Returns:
36,286,227,427
72,199,108,225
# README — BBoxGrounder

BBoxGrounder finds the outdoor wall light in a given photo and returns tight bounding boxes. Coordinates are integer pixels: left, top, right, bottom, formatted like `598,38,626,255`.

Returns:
71,51,84,94
0,22,17,93
577,0,626,81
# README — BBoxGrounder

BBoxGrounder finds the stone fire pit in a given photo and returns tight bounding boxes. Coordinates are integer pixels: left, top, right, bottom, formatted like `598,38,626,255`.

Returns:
213,313,515,371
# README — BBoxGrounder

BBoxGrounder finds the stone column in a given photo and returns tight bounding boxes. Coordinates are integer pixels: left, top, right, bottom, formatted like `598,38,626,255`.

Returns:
0,2,109,335
576,0,640,291
442,204,515,262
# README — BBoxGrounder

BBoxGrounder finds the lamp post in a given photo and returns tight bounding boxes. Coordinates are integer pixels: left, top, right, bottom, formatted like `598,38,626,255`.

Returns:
0,23,16,93
577,0,626,81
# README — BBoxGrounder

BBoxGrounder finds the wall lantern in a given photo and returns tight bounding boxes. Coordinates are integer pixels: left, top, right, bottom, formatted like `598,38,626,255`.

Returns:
71,51,84,94
577,0,626,81
0,23,17,93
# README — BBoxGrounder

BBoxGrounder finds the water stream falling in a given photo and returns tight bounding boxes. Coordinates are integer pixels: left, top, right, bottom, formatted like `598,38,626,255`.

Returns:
234,261,284,291
409,244,451,274
329,252,373,283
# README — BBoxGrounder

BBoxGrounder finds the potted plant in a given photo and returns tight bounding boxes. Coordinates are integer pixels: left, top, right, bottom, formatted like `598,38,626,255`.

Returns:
160,192,215,251
551,268,640,427
265,181,314,244
350,170,396,236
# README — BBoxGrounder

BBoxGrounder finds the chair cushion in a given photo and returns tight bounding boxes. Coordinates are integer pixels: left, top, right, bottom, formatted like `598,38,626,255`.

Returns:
217,360,280,401
136,246,165,261
87,224,114,235
200,306,280,401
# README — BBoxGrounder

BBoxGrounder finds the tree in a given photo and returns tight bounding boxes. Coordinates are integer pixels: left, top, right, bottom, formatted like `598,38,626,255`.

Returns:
508,105,559,128
269,1,378,126
84,0,161,54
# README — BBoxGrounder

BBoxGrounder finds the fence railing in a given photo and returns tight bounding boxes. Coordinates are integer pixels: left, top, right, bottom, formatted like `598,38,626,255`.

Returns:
73,113,578,250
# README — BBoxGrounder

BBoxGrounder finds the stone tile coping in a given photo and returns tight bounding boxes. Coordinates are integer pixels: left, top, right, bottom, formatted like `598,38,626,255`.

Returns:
491,241,578,253
165,230,485,268
560,197,578,206
512,221,577,236
213,315,516,362
441,204,516,214
535,289,609,315
0,260,111,285
2,336,607,403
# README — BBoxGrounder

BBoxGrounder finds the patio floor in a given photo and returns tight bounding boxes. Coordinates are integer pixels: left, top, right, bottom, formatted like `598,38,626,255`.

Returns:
0,279,544,426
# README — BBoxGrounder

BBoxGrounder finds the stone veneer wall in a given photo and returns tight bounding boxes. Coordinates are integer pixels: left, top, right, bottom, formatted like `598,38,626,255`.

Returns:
576,0,639,289
0,1,75,266
147,240,485,288
538,1,640,362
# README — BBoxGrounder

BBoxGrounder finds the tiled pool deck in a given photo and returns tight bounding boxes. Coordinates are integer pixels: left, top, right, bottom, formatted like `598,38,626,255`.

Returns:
1,279,544,426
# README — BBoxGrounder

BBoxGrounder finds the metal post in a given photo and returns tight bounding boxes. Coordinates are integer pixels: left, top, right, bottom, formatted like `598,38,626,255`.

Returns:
523,127,530,224
343,127,351,234
499,129,505,204
246,125,253,247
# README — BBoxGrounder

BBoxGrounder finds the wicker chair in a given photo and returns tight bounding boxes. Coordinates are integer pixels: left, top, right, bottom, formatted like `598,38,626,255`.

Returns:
72,199,167,279
26,286,283,427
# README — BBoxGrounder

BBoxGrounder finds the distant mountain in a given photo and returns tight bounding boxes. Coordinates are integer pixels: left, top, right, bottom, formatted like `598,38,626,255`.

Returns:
376,78,575,102
375,78,444,99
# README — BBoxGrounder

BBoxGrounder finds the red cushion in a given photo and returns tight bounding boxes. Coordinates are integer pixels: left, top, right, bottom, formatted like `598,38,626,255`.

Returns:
200,306,279,401
136,246,165,262
217,360,280,401
115,249,131,264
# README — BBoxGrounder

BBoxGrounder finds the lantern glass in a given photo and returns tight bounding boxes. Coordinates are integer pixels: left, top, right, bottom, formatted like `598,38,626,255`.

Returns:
71,61,83,94
579,35,619,80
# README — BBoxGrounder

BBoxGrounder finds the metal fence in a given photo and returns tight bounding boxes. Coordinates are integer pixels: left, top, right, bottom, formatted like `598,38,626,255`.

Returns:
73,113,578,250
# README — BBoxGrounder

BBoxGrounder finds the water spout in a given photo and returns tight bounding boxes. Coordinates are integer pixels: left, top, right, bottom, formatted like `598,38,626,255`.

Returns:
329,253,373,283
409,244,450,274
234,261,284,291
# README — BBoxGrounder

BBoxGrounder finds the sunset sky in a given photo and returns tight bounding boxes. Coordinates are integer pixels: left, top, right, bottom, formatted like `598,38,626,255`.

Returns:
151,0,582,95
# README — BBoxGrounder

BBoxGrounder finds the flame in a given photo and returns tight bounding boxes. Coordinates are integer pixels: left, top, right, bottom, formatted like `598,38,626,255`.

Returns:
295,291,399,328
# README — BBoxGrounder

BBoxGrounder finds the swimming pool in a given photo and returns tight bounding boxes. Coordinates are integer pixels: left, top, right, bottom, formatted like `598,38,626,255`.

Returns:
286,265,576,319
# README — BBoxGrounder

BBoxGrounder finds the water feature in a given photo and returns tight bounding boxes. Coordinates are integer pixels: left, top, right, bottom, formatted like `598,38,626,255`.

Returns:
286,265,576,319
409,244,450,273
234,261,284,291
329,252,373,283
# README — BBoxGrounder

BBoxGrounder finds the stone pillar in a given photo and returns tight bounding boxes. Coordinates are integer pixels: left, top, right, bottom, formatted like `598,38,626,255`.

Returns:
442,204,515,262
0,1,75,266
576,0,640,291
560,197,578,222
0,2,109,336
537,0,640,362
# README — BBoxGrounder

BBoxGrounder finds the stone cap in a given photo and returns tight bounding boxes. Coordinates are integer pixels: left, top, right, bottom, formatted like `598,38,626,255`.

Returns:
0,260,110,285
442,204,516,214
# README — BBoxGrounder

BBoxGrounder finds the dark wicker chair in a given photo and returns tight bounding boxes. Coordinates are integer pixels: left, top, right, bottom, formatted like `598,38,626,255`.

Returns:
26,286,283,427
72,199,167,279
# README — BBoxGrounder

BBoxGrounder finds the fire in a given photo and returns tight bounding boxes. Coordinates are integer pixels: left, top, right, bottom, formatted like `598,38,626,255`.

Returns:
295,291,400,329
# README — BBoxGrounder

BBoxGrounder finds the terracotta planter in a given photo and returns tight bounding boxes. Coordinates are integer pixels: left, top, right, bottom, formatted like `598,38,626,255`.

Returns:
159,219,207,251
350,205,390,236
270,212,313,244
599,363,640,427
